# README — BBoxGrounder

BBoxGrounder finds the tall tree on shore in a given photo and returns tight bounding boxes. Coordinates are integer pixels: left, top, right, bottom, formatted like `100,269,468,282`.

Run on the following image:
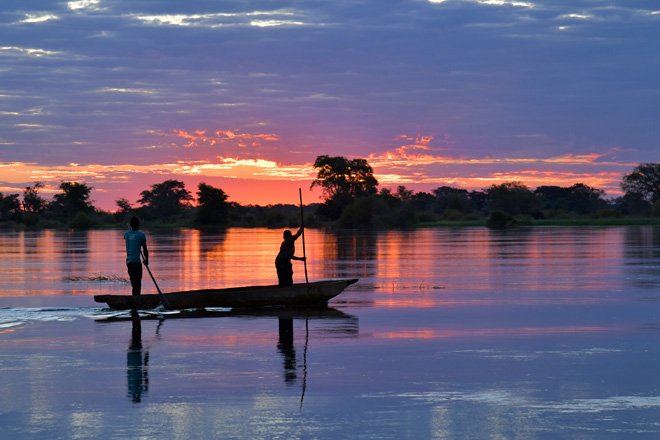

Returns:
565,183,607,214
196,182,230,225
311,155,378,200
621,163,660,204
311,155,378,220
486,181,536,216
22,182,47,213
432,186,473,214
138,179,193,219
0,193,21,221
50,181,94,220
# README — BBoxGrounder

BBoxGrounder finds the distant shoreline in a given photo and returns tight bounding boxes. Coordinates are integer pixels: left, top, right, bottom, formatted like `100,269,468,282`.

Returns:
2,216,660,231
420,217,660,228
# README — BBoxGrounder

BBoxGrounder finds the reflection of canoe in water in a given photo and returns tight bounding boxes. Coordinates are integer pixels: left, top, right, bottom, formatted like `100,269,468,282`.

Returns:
94,278,359,310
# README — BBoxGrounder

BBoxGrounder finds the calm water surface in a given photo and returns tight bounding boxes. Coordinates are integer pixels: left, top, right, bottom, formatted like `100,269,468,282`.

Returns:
1,226,660,439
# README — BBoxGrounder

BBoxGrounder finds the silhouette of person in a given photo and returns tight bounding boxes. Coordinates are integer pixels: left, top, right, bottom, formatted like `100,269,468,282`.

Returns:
275,223,306,287
124,216,149,296
127,310,149,402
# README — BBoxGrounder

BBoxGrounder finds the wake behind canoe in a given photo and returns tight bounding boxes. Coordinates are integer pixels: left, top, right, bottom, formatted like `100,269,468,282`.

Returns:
94,278,358,310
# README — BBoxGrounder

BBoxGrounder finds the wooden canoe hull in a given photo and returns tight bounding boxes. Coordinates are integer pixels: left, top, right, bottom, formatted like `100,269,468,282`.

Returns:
94,278,358,310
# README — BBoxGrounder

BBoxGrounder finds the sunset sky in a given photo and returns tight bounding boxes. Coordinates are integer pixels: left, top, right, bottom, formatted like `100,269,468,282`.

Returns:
1,0,658,210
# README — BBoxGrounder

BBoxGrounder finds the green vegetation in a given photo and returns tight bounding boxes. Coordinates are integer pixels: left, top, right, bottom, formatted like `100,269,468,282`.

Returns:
1,158,660,230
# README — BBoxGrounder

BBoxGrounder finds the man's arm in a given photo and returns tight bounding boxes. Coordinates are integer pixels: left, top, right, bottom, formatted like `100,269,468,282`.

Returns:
293,224,304,239
141,240,149,265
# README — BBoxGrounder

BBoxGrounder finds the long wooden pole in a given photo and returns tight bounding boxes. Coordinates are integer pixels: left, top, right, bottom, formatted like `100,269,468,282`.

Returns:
299,188,309,283
142,251,171,310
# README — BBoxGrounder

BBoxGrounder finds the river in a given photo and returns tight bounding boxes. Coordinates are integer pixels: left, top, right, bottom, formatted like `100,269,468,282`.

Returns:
1,226,660,439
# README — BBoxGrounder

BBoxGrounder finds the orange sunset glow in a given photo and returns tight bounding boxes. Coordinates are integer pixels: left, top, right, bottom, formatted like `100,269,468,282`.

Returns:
0,132,635,211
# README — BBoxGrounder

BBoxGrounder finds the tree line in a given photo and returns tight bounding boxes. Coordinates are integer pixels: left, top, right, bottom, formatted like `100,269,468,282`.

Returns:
1,158,659,229
308,157,660,228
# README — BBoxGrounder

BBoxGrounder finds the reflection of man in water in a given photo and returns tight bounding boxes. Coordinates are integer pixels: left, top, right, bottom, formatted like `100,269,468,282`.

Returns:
277,317,297,384
275,223,306,287
124,217,148,296
127,311,149,402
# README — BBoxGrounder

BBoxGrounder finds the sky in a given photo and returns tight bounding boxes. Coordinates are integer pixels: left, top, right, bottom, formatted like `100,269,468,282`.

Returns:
1,0,659,210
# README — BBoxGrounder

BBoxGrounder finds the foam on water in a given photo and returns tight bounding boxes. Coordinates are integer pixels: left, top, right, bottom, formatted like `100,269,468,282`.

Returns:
373,389,660,415
0,306,105,323
0,306,186,324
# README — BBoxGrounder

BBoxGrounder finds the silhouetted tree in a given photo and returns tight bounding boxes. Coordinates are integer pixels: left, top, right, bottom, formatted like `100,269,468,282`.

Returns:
535,186,570,211
116,198,132,213
486,182,536,216
412,191,435,212
613,193,652,216
338,196,390,228
369,186,418,227
432,186,473,214
378,188,400,207
50,181,94,220
395,185,414,203
138,179,193,220
311,155,378,220
311,155,378,199
0,193,21,221
621,163,660,203
22,182,47,213
565,183,607,214
468,190,489,213
114,198,133,222
196,182,230,225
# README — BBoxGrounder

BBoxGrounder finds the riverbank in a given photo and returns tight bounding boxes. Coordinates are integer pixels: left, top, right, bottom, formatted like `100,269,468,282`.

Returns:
2,215,660,231
422,217,660,228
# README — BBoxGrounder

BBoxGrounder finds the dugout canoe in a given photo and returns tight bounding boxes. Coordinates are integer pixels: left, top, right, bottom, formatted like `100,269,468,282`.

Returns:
94,278,359,310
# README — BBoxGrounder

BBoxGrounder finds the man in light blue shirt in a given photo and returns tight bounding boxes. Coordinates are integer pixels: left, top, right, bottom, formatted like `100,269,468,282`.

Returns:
124,217,149,296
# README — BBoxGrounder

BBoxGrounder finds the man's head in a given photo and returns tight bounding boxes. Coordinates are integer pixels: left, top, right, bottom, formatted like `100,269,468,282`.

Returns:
130,216,140,230
283,230,292,239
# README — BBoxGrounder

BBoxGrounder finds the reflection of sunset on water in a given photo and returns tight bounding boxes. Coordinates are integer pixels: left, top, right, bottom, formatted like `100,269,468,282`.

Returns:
0,227,639,304
373,326,621,340
2,225,660,440
171,333,267,347
372,295,618,309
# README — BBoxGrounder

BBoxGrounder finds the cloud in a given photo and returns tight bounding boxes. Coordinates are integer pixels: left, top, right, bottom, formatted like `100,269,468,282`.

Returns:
428,0,534,9
68,0,102,11
0,46,63,57
16,13,59,24
129,9,311,28
96,87,158,95
470,0,534,7
159,129,280,149
0,0,657,208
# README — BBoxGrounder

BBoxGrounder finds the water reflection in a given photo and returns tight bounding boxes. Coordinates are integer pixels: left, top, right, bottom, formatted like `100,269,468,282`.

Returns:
320,230,378,280
624,226,660,291
115,307,359,404
61,230,91,278
278,318,297,384
127,310,149,403
5,226,660,438
2,226,659,310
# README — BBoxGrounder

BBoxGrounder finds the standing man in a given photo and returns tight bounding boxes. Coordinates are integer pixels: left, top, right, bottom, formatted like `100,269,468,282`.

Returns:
275,223,306,287
125,216,148,296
